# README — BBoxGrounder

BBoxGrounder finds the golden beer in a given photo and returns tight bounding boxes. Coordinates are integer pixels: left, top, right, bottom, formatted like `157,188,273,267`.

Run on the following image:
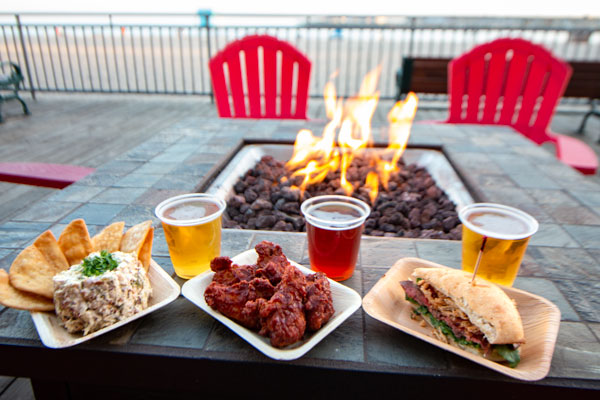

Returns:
155,194,226,279
459,203,538,286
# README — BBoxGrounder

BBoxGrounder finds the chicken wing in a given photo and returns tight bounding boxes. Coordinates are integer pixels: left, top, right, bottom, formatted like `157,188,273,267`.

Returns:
304,272,335,331
210,256,256,285
204,277,275,329
258,266,307,347
255,241,291,285
204,241,336,348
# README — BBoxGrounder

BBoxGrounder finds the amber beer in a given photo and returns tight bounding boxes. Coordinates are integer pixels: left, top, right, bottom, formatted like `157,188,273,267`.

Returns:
155,194,226,279
301,195,370,281
459,203,538,286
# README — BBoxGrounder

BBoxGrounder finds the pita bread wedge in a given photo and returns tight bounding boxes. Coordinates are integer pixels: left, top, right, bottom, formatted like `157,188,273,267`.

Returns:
0,269,54,312
92,221,125,253
58,219,94,266
9,245,58,299
33,230,69,273
120,221,153,271
136,227,154,271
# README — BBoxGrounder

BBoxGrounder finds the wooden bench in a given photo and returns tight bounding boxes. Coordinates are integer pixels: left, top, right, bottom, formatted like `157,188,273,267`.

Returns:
396,57,600,107
0,61,30,122
395,57,449,102
395,56,599,174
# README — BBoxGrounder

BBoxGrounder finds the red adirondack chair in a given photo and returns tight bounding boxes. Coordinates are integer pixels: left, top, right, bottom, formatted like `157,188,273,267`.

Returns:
209,35,311,119
446,38,597,175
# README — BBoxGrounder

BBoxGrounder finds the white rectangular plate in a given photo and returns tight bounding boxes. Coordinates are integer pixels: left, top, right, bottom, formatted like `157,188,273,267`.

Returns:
31,259,180,349
182,249,362,360
362,257,561,381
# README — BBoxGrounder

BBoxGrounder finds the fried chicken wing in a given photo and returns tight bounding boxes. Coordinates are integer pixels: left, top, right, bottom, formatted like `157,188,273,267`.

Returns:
204,241,336,348
258,266,307,347
304,272,335,331
204,277,275,329
210,256,256,285
255,241,291,285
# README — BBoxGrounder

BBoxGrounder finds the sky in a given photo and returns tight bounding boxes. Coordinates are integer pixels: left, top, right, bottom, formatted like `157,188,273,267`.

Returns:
4,0,600,17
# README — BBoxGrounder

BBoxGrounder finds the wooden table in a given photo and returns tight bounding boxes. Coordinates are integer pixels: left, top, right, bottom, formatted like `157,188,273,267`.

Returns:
0,117,599,398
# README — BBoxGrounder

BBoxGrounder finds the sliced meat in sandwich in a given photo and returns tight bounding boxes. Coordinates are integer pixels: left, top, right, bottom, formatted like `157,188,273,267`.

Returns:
400,267,525,367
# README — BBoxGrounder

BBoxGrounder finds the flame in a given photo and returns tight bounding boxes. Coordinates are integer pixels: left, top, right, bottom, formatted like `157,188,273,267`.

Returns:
378,92,419,188
285,65,418,203
291,151,340,194
365,171,379,204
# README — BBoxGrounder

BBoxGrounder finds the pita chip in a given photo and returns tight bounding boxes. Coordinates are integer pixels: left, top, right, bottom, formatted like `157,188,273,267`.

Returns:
92,221,125,253
137,227,154,271
0,269,54,312
120,220,153,271
9,245,57,299
58,219,94,266
33,230,69,273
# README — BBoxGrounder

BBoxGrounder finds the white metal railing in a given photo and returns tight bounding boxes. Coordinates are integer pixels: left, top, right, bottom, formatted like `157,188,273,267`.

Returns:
1,13,599,100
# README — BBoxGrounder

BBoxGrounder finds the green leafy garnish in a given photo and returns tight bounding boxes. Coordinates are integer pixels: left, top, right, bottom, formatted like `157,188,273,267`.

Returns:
407,295,521,367
81,250,119,277
408,296,480,348
495,344,521,368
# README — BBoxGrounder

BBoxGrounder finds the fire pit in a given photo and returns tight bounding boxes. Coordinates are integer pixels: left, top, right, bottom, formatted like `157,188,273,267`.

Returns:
206,72,474,240
206,144,473,240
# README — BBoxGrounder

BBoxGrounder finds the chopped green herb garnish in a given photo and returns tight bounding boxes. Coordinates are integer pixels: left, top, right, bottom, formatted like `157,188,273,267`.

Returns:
82,250,119,277
416,277,423,283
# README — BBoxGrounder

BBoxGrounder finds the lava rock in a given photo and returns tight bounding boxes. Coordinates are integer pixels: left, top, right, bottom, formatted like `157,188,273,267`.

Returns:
251,198,272,211
244,188,258,203
256,215,277,229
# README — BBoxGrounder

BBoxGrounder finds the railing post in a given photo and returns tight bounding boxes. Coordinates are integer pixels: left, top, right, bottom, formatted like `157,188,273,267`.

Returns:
205,13,214,103
15,14,36,99
408,16,415,57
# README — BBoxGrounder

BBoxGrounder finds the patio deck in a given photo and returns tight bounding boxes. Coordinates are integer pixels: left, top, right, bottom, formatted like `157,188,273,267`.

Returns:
1,93,598,226
0,93,599,399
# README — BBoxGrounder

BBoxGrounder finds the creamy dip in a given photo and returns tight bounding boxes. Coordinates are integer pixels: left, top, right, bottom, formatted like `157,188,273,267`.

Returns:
53,251,152,335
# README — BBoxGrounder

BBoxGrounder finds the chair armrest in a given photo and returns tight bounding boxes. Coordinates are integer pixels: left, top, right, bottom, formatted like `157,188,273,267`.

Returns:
0,62,24,86
550,132,598,175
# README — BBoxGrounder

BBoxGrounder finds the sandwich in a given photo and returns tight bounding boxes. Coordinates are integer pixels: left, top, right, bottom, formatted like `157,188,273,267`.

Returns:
400,267,525,367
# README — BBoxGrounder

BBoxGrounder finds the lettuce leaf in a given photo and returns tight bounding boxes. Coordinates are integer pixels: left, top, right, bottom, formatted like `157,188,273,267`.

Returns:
407,296,479,348
494,344,521,368
406,295,521,368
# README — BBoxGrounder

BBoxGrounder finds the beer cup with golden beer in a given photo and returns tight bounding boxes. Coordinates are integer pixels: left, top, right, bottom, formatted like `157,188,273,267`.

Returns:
458,203,538,286
155,193,226,279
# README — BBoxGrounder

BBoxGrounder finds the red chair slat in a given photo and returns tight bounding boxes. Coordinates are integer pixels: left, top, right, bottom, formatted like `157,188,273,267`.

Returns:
532,62,571,144
515,60,547,131
295,62,311,118
280,56,294,117
480,51,507,123
263,44,278,117
447,58,466,123
498,51,529,125
208,54,232,118
225,49,246,118
465,56,486,122
244,45,262,118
